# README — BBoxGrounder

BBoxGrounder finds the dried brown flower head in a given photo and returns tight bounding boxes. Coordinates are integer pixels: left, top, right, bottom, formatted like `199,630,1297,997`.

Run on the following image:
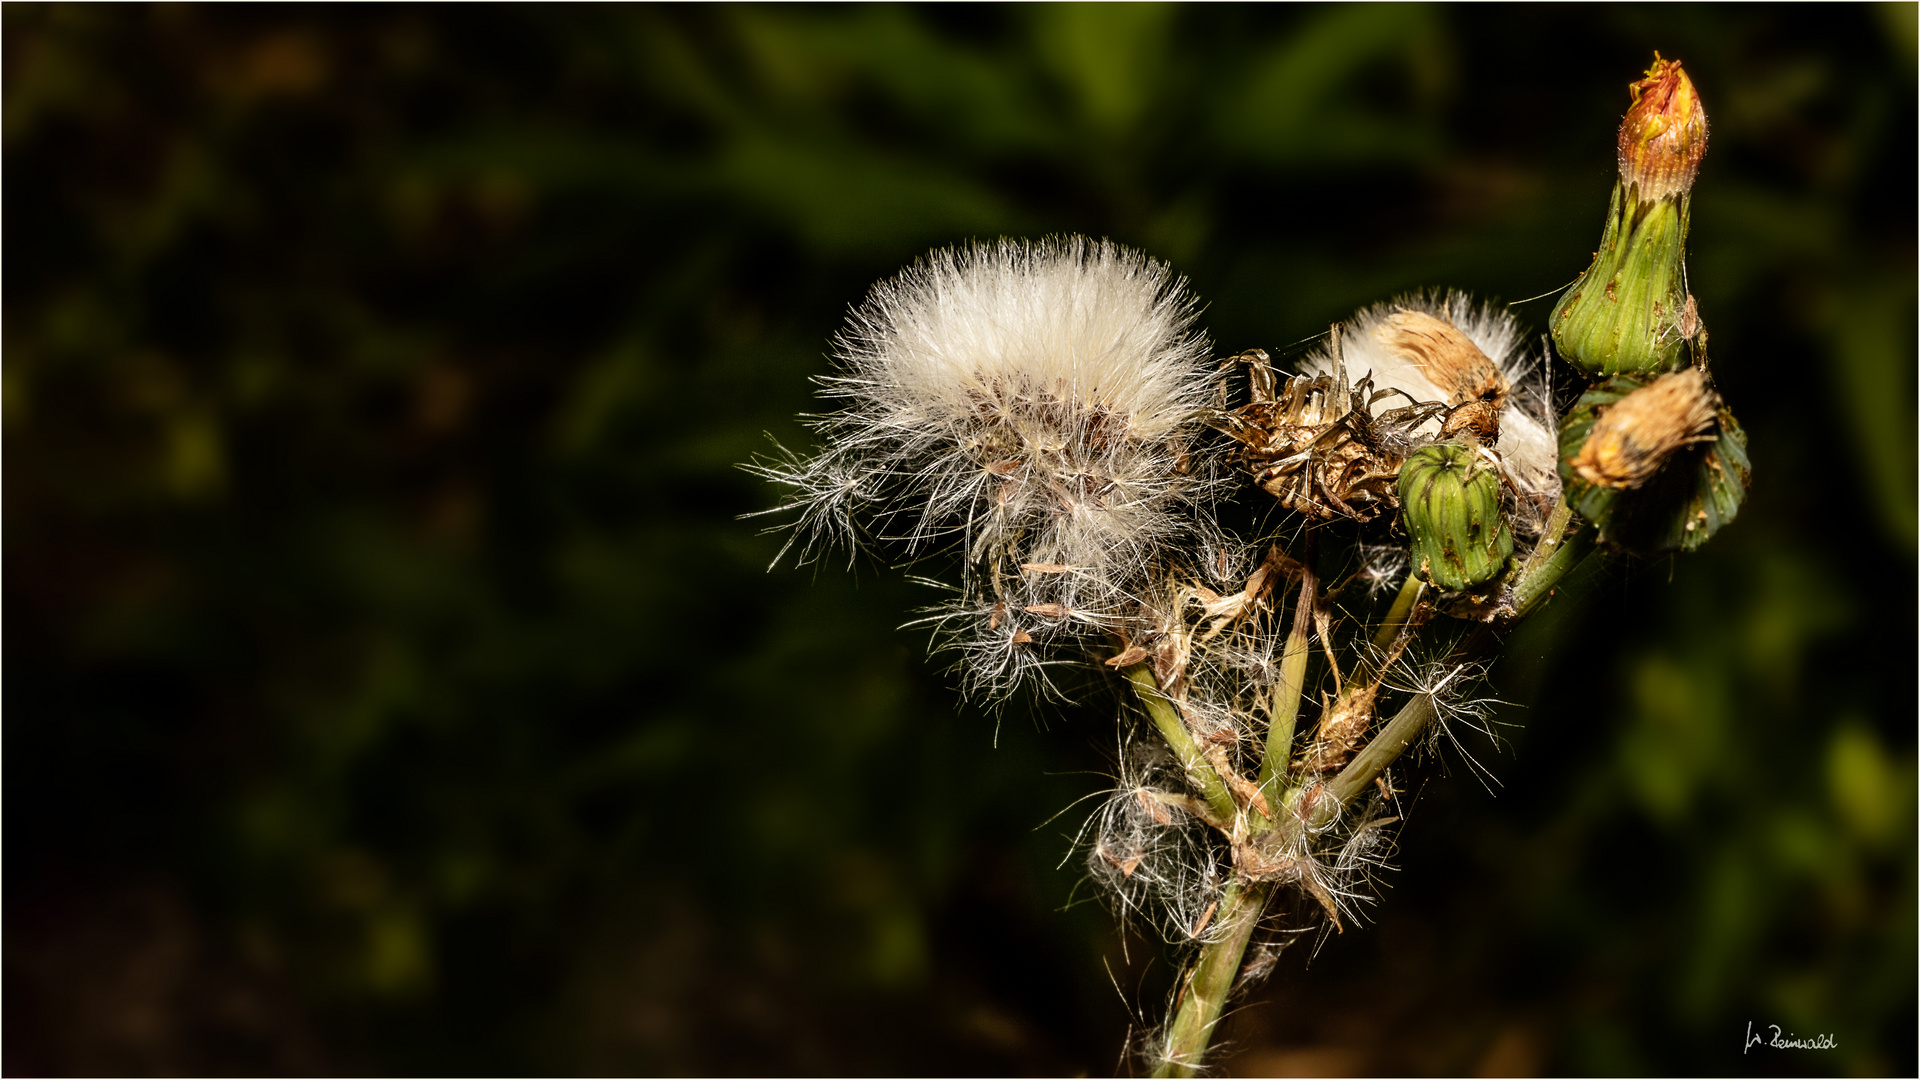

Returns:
1374,309,1511,408
1221,348,1445,523
1569,367,1719,489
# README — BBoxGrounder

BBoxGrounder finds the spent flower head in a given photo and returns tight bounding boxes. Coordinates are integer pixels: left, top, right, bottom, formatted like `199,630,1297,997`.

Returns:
1301,292,1561,533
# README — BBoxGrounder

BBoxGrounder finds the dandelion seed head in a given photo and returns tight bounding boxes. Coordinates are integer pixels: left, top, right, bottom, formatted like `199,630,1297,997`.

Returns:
833,235,1215,443
758,235,1233,698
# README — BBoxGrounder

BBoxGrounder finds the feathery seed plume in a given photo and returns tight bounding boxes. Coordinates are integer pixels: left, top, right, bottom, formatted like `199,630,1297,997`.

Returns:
753,236,1227,697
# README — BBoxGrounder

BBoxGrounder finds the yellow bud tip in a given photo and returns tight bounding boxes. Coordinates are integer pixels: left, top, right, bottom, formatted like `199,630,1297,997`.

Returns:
1616,53,1708,201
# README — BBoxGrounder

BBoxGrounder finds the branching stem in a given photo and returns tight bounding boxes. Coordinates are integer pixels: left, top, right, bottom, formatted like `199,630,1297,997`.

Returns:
1123,664,1241,829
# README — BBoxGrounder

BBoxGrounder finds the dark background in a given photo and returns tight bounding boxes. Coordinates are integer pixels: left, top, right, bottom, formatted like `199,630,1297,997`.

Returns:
6,4,1914,1075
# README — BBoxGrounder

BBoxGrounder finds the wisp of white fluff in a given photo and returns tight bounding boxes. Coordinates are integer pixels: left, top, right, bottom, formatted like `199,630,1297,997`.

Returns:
752,235,1229,698
1301,292,1561,530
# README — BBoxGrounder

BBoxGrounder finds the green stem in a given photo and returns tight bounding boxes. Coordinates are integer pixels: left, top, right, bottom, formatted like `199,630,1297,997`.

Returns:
1123,664,1240,828
1513,506,1596,620
1307,500,1604,830
1151,877,1272,1078
1322,693,1436,822
1371,571,1425,651
1255,566,1314,806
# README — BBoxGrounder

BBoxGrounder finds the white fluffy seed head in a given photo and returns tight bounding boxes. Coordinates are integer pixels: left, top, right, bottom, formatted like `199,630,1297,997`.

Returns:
755,236,1230,698
1301,292,1561,533
830,235,1216,444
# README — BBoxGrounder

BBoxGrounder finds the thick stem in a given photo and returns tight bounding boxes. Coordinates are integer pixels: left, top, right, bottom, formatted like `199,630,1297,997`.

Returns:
1124,664,1240,828
1151,878,1272,1078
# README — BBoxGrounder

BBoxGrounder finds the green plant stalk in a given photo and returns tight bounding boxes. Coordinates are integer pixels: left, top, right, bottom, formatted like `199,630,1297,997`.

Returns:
1311,510,1601,830
1124,663,1241,828
1513,499,1596,619
1142,503,1602,1073
1255,569,1315,804
1371,571,1426,651
1151,877,1273,1079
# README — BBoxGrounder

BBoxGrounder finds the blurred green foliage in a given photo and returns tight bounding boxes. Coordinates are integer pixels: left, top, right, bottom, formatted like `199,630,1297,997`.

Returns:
5,5,1912,1076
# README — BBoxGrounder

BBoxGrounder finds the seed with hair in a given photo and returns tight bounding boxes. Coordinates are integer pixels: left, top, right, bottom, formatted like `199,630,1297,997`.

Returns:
1569,368,1718,489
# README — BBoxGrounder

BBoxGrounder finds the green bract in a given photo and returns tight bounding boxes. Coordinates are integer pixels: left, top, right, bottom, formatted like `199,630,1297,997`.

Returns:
1550,183,1692,377
1398,443,1514,590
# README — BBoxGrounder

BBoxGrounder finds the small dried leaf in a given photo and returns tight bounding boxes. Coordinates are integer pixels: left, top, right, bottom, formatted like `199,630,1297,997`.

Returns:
1135,789,1175,826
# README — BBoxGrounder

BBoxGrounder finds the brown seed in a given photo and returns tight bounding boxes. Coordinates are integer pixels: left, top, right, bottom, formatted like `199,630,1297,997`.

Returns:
1374,310,1510,406
1022,603,1069,618
1019,562,1072,573
1099,846,1143,878
1571,368,1719,489
1191,900,1218,937
1104,645,1150,668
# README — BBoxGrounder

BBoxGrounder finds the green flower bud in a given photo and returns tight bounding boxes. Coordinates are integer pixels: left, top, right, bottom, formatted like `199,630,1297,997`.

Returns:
1559,373,1751,553
1551,56,1707,377
1398,443,1514,590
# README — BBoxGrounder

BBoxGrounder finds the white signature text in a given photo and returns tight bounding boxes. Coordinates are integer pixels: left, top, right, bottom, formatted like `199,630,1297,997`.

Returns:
1745,1021,1838,1053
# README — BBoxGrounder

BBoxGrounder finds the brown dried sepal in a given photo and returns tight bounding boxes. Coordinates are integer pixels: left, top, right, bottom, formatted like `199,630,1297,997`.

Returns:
1308,684,1376,772
1223,349,1446,522
1204,745,1273,819
1375,310,1510,409
1571,368,1719,490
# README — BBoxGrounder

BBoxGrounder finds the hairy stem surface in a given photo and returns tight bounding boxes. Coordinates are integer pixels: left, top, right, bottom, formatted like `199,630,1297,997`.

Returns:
1151,877,1272,1079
